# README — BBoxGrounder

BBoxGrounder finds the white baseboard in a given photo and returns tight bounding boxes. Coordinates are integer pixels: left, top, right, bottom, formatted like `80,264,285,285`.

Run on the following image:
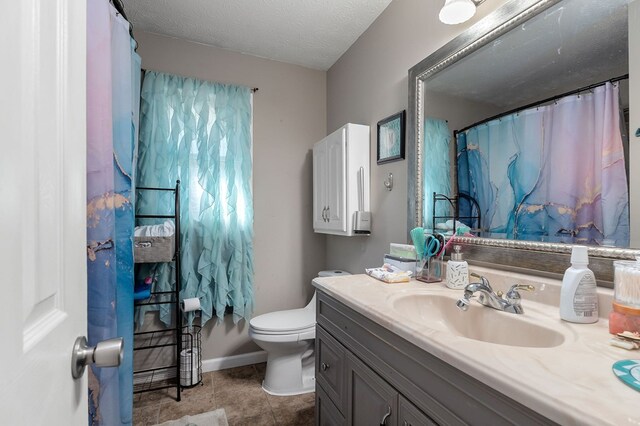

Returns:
201,350,267,373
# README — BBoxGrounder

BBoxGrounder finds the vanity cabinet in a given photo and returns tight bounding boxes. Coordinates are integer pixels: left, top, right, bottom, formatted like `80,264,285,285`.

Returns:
315,291,557,426
313,123,370,236
347,352,397,425
317,384,346,426
317,325,432,426
399,395,437,426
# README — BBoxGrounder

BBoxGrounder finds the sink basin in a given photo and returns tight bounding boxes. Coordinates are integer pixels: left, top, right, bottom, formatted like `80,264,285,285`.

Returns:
391,293,565,348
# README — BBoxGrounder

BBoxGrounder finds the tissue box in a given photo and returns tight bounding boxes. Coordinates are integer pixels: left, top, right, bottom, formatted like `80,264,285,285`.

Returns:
384,254,416,273
389,243,417,260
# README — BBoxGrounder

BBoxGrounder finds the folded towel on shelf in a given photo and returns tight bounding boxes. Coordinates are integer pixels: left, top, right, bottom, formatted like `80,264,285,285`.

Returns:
134,220,175,237
434,219,471,235
365,263,412,283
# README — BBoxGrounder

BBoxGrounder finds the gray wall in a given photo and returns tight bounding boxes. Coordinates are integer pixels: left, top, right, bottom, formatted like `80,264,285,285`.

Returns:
325,0,510,273
630,1,640,247
135,31,327,359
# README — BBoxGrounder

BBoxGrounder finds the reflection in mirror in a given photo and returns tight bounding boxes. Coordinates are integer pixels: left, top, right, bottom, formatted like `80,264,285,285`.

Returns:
417,0,636,249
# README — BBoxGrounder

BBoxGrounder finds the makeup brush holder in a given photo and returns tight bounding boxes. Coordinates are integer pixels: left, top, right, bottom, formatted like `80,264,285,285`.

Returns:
416,255,444,283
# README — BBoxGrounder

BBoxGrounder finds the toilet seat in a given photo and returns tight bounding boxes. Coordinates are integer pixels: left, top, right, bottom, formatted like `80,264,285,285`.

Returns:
249,307,315,334
248,327,315,343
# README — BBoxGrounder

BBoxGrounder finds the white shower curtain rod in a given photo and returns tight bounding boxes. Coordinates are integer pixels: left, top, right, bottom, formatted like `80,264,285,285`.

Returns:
455,73,629,135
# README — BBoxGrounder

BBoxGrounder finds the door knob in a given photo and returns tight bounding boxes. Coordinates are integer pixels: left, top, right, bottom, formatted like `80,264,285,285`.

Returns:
71,336,123,379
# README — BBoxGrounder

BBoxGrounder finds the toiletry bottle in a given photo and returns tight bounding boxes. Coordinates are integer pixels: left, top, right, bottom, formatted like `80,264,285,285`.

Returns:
446,245,469,289
560,246,598,323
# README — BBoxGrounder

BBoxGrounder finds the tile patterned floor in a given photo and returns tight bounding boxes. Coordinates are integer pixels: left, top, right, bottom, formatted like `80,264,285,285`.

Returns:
133,363,315,426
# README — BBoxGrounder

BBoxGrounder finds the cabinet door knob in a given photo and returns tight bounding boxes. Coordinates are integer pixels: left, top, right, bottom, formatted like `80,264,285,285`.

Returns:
320,362,330,371
380,405,392,426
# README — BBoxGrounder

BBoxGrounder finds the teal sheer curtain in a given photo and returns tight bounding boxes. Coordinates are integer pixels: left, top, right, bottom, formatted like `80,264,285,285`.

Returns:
136,71,254,326
423,117,452,230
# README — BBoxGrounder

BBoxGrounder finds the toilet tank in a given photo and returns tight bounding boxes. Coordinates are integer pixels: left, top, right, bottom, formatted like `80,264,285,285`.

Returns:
307,270,351,311
318,270,350,277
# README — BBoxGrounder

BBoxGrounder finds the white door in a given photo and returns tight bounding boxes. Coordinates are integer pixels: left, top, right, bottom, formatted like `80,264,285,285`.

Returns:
326,129,347,232
313,140,328,231
0,0,88,424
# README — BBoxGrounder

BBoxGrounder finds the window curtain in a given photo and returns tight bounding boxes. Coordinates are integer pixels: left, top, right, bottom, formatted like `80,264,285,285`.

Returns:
136,71,254,326
87,0,141,424
457,82,629,246
423,117,453,230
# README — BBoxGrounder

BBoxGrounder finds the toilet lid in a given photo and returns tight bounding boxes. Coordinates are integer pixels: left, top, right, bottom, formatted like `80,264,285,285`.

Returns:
250,307,315,333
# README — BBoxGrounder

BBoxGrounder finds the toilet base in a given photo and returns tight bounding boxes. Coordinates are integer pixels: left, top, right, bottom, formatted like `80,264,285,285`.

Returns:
260,345,315,396
262,376,315,396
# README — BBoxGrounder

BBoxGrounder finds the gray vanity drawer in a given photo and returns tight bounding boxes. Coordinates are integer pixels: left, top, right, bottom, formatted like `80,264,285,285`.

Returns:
316,325,346,414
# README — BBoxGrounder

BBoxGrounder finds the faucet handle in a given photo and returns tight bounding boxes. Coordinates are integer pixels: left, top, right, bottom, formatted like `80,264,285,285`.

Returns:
505,284,535,303
469,273,492,291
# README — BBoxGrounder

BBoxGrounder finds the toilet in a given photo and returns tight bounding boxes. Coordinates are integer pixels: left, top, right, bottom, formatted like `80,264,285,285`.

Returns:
249,270,350,396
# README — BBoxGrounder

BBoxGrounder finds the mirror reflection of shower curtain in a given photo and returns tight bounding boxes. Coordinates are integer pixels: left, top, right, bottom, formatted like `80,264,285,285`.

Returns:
87,0,141,424
457,82,630,246
423,117,452,230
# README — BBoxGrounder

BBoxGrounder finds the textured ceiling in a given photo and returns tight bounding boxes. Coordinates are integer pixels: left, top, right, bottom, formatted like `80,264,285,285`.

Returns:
425,0,629,110
126,0,393,70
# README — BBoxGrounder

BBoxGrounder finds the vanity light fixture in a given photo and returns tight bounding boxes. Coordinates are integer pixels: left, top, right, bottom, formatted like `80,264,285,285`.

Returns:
439,0,486,25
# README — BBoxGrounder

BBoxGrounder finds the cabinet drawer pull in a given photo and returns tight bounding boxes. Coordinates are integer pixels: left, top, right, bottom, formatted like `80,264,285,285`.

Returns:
380,405,392,426
320,362,330,371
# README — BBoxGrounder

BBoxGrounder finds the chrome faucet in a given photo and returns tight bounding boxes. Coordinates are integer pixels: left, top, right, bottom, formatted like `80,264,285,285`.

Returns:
456,273,535,314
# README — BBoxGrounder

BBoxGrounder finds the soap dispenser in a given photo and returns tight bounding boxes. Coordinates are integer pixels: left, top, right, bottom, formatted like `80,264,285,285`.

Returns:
446,245,469,289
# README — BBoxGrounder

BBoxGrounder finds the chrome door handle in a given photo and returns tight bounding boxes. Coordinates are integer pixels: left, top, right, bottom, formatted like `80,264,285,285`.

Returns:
320,362,330,371
326,206,330,221
380,405,392,426
71,336,123,379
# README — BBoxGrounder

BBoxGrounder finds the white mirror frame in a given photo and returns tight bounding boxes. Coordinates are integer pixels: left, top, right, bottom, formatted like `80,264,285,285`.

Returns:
407,0,640,284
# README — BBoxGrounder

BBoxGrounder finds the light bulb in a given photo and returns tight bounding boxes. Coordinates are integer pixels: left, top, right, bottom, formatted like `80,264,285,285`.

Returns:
439,0,477,25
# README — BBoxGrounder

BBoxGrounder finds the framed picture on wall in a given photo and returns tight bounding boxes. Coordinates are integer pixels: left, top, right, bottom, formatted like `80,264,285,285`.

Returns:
377,110,406,164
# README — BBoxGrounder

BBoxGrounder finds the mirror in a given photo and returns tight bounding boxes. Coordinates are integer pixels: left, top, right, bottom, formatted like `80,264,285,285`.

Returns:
408,0,640,270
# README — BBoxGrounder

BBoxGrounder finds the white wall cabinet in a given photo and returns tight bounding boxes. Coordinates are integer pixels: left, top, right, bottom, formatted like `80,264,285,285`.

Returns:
313,123,370,236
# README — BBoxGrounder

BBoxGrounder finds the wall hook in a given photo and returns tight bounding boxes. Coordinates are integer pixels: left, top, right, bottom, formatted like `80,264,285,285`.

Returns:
384,173,393,191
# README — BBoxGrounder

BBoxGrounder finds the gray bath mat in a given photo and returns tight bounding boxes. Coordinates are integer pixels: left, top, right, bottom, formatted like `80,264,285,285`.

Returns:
154,408,228,426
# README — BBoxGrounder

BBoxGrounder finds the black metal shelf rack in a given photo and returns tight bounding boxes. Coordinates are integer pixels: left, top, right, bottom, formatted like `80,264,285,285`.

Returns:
133,180,182,402
432,192,481,235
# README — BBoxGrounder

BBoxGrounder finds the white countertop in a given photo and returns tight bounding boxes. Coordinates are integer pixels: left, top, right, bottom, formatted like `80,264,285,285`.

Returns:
312,266,640,426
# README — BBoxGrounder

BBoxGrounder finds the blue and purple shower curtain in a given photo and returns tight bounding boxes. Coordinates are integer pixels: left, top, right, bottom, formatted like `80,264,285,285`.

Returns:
457,82,629,246
87,0,141,424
